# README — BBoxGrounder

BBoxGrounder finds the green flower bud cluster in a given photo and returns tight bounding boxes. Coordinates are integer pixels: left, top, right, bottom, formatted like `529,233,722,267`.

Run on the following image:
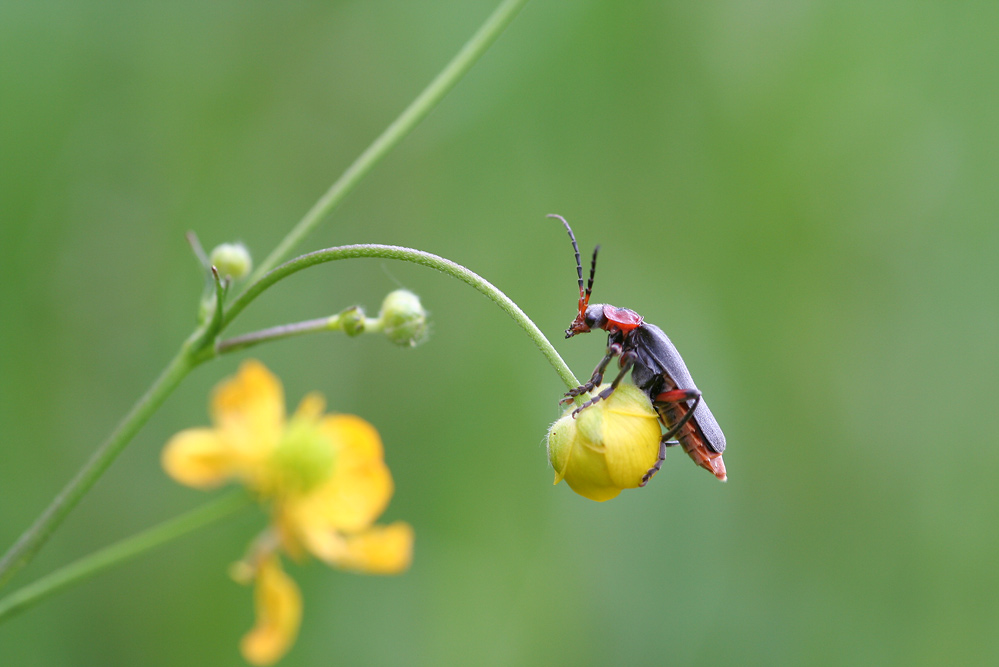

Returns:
328,290,427,346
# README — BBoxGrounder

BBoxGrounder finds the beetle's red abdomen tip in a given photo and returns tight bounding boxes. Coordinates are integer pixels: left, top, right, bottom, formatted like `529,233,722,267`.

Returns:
681,439,727,481
710,455,727,482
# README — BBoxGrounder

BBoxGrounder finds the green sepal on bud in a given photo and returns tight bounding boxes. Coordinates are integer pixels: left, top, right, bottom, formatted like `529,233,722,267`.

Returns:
377,290,428,347
209,242,253,280
547,383,662,501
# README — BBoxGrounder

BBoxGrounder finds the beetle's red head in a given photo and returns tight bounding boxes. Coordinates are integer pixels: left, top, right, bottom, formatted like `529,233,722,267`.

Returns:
566,303,608,338
548,214,602,338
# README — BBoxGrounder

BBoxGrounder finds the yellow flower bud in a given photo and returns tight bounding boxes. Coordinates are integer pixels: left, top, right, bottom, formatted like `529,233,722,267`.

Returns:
377,289,427,347
547,383,662,501
210,242,253,280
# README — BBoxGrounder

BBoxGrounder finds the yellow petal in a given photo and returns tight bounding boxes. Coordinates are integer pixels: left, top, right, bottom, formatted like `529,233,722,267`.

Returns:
240,556,302,666
550,404,622,501
561,437,622,502
546,414,576,485
282,467,392,549
301,522,414,574
324,413,384,462
601,398,661,489
308,415,394,532
212,360,286,456
292,392,326,422
161,428,240,488
273,415,394,554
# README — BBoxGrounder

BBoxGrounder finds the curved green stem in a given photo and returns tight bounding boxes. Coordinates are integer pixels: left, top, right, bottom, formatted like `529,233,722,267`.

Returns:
0,0,530,589
0,492,252,623
229,244,581,392
249,0,531,282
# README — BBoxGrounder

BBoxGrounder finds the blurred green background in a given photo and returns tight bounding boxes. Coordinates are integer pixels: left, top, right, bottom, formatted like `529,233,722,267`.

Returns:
2,1,997,665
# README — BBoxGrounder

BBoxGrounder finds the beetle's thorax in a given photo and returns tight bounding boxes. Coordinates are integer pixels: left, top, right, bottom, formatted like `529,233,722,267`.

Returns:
600,304,643,334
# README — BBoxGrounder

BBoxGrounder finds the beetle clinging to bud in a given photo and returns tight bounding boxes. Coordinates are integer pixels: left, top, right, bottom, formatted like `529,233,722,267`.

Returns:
548,214,727,483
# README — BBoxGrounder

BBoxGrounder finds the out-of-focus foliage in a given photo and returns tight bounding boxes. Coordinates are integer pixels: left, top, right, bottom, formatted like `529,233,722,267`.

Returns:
1,1,997,665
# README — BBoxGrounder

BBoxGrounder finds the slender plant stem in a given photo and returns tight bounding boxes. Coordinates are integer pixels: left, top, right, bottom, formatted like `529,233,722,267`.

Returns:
0,348,198,590
0,492,252,623
0,0,530,590
249,0,531,282
229,244,581,392
217,316,339,355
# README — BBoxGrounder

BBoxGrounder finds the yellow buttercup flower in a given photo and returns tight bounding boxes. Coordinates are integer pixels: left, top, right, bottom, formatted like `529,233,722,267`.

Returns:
163,360,413,665
547,382,662,502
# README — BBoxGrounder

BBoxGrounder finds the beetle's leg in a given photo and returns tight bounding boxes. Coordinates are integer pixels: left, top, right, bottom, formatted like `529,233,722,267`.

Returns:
640,438,680,487
654,390,727,481
638,391,701,485
654,389,702,442
570,351,635,416
561,343,622,404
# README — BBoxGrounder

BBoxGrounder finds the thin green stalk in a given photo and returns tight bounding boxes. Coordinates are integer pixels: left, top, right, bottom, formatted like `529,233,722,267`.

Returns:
0,0,530,589
229,244,581,392
0,492,252,623
0,347,198,590
250,0,531,282
216,316,339,355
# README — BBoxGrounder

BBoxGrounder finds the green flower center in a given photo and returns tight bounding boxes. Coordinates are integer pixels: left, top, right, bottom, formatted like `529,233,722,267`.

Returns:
270,418,336,495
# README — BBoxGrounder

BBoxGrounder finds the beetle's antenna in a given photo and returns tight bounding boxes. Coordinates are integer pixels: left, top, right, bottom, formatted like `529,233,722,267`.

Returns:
547,214,584,298
587,245,600,303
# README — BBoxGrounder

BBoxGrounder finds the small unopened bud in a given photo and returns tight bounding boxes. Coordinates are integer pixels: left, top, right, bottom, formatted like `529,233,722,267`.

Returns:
377,290,427,347
338,306,366,337
547,383,662,501
210,242,252,280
